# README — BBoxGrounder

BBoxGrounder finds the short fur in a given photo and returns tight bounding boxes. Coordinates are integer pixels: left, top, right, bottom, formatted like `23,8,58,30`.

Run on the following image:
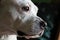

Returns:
0,0,47,40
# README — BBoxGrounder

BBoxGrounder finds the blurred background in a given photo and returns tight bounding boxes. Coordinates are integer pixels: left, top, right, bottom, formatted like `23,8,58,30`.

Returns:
32,0,60,3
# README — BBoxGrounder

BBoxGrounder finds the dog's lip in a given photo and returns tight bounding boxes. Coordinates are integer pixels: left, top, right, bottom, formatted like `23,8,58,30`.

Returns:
17,31,43,39
17,34,40,39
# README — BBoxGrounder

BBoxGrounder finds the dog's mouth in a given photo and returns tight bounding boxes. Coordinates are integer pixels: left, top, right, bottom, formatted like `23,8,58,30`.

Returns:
17,21,47,39
17,30,44,39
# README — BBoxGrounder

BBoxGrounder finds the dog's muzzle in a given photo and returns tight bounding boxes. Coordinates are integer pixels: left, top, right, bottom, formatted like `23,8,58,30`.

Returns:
17,19,47,39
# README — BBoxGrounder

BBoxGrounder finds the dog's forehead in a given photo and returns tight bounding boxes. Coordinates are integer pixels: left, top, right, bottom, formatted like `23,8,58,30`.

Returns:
0,0,31,4
14,0,31,3
16,0,30,1
14,0,31,5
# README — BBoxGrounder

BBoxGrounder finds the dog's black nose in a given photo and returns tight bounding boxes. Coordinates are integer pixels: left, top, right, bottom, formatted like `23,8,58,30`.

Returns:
40,21,46,27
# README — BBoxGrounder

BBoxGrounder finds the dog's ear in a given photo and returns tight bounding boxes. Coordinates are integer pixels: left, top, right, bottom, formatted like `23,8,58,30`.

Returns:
0,0,1,1
0,0,3,3
0,0,5,5
0,0,1,3
0,0,4,7
0,0,5,4
0,0,1,5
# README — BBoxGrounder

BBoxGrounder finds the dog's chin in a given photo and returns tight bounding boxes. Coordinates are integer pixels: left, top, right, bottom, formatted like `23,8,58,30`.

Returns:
17,30,44,39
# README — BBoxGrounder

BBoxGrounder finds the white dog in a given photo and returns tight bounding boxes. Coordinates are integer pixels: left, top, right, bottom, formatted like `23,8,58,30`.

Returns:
0,0,47,40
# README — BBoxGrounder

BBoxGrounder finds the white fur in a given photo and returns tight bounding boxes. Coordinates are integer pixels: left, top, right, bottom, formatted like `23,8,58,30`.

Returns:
0,35,17,40
0,0,46,40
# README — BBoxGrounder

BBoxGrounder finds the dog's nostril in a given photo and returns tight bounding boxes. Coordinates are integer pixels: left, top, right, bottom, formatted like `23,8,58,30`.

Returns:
22,6,29,11
40,21,45,27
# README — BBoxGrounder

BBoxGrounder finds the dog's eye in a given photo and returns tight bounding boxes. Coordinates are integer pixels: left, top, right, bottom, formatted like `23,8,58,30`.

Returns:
22,6,29,11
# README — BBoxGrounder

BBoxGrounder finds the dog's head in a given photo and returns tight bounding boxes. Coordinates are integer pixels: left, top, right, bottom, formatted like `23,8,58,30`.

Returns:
0,0,47,39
